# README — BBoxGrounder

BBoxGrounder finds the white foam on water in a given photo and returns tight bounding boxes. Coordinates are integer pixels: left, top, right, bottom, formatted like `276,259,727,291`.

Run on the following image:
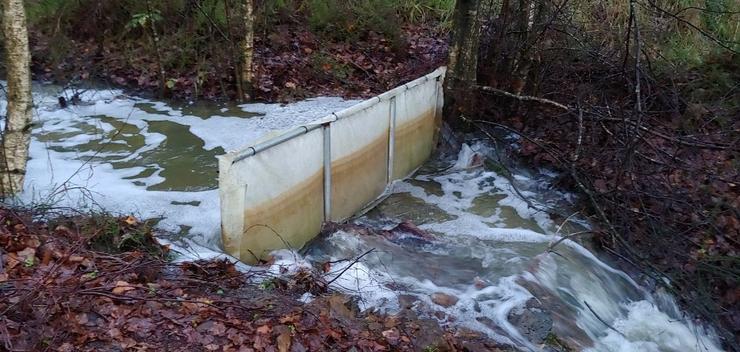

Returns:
2,83,356,260
301,143,723,352
585,297,722,352
268,249,313,276
131,97,354,152
1,86,723,352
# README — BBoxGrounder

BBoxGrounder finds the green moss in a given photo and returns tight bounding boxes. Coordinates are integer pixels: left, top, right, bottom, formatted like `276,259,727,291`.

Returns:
544,332,574,352
76,213,168,259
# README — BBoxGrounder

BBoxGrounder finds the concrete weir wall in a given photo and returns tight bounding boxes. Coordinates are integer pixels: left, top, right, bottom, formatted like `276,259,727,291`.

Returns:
218,67,445,263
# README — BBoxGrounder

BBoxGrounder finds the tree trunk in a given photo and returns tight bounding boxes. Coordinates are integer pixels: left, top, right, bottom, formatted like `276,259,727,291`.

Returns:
443,0,481,130
239,0,255,100
0,0,33,197
144,0,167,98
510,0,547,95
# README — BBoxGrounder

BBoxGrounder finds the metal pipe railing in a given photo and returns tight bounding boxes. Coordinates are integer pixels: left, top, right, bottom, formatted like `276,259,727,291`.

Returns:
227,67,445,165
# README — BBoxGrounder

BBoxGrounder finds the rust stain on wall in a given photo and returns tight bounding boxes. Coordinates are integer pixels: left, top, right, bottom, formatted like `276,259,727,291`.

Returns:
393,108,435,180
330,133,389,221
239,169,324,263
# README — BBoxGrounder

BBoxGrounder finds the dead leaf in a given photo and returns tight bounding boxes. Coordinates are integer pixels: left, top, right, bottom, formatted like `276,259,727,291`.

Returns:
381,328,400,345
328,294,356,319
4,253,20,270
17,247,36,261
208,322,227,336
277,332,291,352
124,216,138,226
256,325,271,335
112,281,136,295
68,255,85,263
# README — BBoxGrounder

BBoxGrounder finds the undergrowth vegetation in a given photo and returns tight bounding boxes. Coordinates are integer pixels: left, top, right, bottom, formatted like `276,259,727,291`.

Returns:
20,0,453,100
21,0,736,104
464,0,738,347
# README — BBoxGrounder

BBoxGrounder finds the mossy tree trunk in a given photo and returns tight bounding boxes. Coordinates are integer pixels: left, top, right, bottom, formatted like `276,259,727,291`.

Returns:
0,0,33,197
443,0,481,130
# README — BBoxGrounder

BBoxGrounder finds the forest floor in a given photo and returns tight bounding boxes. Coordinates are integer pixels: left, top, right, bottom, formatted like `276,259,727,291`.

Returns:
0,207,510,352
28,24,447,102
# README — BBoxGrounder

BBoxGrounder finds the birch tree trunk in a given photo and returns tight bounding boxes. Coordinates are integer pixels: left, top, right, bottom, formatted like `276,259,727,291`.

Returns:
443,0,481,129
239,0,255,100
1,0,33,196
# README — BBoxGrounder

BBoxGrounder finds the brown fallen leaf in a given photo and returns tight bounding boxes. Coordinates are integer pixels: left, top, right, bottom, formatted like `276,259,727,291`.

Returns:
277,332,291,352
4,253,20,270
17,247,36,262
112,281,136,295
68,255,85,263
321,261,331,273
124,215,138,226
256,325,271,335
382,328,400,345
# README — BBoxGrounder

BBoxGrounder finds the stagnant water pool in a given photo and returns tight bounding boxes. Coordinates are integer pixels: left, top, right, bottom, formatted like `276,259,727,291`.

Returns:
2,83,724,351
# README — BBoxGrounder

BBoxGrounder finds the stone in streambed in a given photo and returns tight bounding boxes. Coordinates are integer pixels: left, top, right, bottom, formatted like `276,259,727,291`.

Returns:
431,292,459,307
507,298,553,345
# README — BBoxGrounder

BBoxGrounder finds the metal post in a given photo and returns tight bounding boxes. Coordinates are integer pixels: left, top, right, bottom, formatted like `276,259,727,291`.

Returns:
387,96,397,183
322,122,332,221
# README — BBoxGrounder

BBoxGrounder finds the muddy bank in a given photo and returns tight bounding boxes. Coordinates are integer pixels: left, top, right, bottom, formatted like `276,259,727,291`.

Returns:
0,207,511,351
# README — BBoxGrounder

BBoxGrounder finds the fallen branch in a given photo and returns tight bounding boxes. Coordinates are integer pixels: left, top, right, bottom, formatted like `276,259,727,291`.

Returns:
476,85,570,110
593,116,737,151
469,118,566,164
547,230,593,252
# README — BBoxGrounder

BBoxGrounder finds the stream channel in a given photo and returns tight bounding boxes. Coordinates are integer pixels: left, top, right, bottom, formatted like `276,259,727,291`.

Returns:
2,84,725,352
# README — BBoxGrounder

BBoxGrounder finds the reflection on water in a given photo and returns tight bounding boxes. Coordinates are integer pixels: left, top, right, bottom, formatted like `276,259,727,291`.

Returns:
135,101,264,119
36,115,223,191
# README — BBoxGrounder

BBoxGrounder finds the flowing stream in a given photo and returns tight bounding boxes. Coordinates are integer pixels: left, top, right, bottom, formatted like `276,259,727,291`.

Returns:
2,83,724,352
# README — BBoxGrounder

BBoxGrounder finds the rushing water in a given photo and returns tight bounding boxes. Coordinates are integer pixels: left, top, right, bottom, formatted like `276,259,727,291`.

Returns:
2,83,724,351
297,143,723,351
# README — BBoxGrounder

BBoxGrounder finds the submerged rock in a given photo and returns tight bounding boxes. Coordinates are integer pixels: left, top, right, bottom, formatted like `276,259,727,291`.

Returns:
321,220,436,246
431,292,459,308
507,298,553,345
397,294,420,310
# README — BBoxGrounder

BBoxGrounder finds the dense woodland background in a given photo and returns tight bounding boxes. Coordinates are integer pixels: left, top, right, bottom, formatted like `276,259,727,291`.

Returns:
0,0,738,350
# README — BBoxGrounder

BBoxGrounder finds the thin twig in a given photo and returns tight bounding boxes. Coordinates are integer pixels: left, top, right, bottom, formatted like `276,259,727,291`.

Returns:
476,85,570,110
584,300,626,337
547,230,593,251
326,248,376,286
